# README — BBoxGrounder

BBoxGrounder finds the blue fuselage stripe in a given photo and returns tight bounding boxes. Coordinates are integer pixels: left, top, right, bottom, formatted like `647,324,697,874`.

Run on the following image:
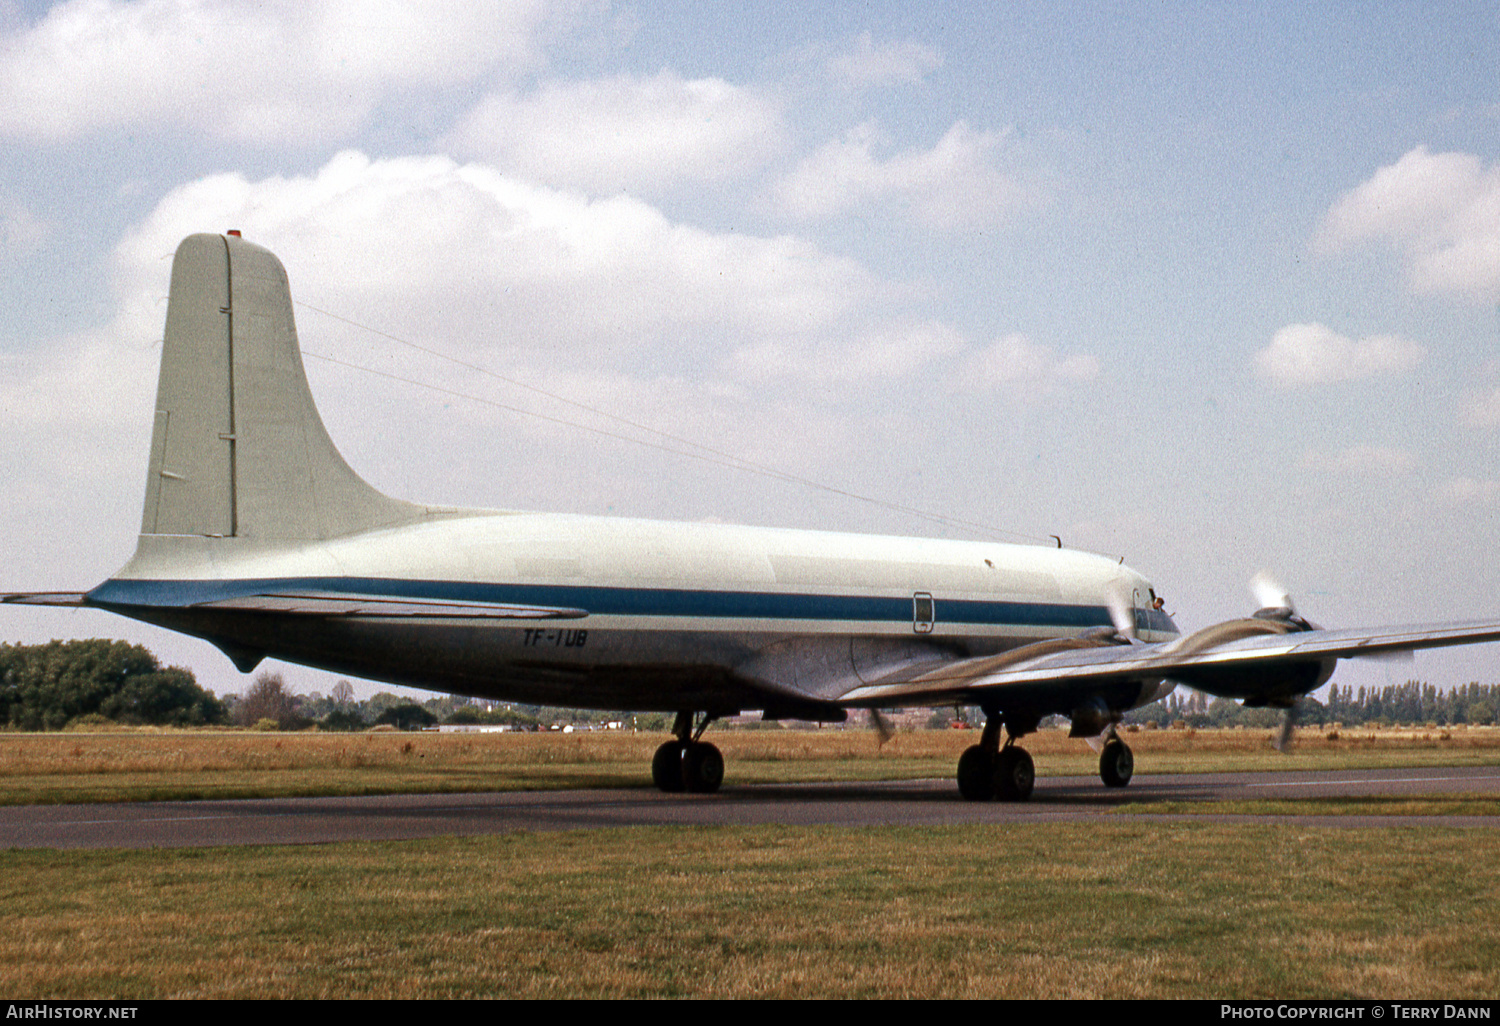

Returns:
87,576,1183,633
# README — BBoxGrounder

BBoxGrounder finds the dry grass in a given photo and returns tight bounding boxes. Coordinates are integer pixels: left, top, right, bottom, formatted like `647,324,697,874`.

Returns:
3,727,1498,998
1,724,1497,805
2,823,1497,998
1119,796,1500,817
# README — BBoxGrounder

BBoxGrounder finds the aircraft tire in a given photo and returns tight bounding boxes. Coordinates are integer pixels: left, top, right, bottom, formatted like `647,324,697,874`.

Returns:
1099,739,1133,788
652,740,688,793
683,742,724,794
995,747,1035,802
956,745,996,802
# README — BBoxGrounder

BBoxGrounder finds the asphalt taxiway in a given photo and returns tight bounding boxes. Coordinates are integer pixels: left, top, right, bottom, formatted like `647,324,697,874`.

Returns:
3,766,1498,849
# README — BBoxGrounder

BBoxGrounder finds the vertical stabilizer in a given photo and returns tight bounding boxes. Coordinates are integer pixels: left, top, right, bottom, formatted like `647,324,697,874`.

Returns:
141,233,421,544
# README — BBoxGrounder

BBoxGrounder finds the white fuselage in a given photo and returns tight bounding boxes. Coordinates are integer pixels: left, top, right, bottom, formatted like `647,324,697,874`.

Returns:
96,508,1178,715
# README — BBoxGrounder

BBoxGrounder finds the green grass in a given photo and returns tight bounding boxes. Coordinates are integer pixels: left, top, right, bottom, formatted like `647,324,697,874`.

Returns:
4,729,1499,998
3,824,1497,998
1116,796,1500,817
2,725,1496,806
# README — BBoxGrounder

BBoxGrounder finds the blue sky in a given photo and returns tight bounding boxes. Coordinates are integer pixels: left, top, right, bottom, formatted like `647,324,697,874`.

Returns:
1,1,1498,702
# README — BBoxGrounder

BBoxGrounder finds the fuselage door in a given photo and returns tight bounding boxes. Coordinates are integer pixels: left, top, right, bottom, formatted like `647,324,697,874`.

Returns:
913,592,934,634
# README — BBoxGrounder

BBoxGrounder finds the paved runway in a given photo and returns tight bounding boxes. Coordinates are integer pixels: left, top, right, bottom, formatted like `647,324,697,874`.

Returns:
3,766,1498,849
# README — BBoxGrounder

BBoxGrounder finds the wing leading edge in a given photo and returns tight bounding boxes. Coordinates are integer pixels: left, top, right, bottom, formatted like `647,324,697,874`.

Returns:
0,593,91,607
838,619,1500,706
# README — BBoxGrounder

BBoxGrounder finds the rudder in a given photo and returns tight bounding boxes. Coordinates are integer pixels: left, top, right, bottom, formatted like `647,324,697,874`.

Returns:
141,233,421,544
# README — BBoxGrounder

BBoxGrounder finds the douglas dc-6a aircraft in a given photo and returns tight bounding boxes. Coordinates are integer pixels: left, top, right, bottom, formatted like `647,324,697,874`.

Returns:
9,233,1500,800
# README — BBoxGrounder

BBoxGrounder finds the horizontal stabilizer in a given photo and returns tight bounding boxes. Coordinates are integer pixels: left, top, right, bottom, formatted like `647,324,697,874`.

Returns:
190,591,587,620
1,592,91,607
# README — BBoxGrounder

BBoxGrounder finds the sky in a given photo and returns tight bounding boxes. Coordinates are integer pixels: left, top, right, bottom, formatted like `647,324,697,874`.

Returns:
1,0,1498,704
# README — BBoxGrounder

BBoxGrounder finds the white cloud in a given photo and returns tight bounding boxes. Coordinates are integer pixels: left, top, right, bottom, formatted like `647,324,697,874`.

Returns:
728,325,1098,397
0,0,572,143
959,334,1100,393
116,150,876,353
0,197,47,253
0,330,149,437
1462,386,1500,429
827,32,941,89
447,71,786,194
729,321,967,383
1299,446,1414,475
1438,477,1500,506
8,148,881,457
0,325,158,573
1254,322,1425,387
773,121,1031,229
2,148,909,535
1317,146,1500,303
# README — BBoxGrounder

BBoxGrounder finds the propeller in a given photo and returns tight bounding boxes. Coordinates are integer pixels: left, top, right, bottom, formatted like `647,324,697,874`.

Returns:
1255,569,1410,665
1248,571,1406,750
1250,571,1295,617
1083,727,1112,753
869,708,894,747
1251,573,1310,752
1105,579,1138,641
1272,700,1300,752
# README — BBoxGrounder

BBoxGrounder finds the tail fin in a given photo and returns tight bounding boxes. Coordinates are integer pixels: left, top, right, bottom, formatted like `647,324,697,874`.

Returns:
140,233,421,543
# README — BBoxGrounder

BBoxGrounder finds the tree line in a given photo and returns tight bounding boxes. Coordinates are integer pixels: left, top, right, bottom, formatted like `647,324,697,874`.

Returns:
1322,680,1496,727
6,638,1497,733
0,639,226,730
0,639,565,732
1126,680,1500,729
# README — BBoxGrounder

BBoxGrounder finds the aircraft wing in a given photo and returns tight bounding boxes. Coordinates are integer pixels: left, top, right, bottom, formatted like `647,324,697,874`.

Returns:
3,590,588,620
838,619,1500,706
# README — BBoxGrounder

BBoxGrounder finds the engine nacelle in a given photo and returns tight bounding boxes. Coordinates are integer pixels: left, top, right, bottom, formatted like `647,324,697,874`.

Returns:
1162,609,1333,707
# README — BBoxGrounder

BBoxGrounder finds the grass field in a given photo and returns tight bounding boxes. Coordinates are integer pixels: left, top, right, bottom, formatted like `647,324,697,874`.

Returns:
4,725,1498,998
3,823,1497,998
1,722,1497,806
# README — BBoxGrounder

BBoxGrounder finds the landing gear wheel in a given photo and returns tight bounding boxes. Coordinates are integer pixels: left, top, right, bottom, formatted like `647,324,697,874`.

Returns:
651,740,688,793
682,742,724,794
995,747,1035,802
1099,739,1133,788
957,745,997,802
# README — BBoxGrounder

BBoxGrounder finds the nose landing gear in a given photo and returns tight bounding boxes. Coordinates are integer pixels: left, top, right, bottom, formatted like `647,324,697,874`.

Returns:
1098,735,1134,788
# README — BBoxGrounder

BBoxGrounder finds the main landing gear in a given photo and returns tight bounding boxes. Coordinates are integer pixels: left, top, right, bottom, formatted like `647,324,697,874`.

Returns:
956,714,1035,802
651,711,724,794
956,714,1136,801
957,741,1035,802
